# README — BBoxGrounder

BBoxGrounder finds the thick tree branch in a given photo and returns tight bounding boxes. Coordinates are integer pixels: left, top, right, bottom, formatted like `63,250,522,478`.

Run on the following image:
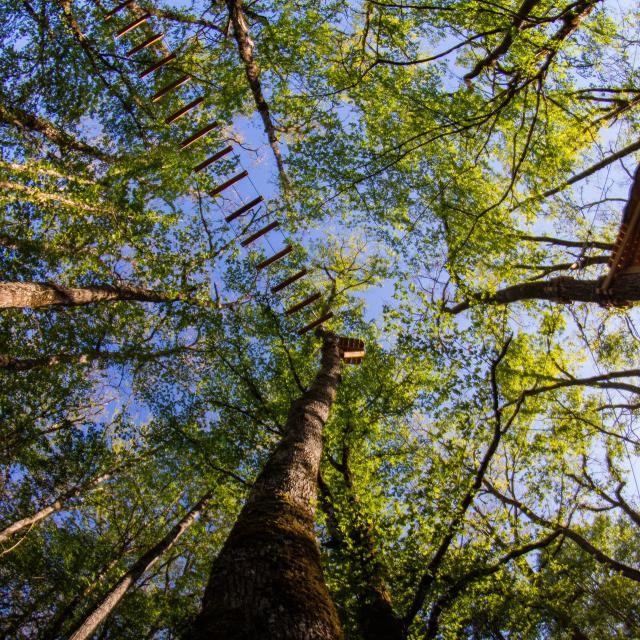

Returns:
518,234,613,251
0,281,248,311
444,272,640,313
0,103,113,162
0,282,181,309
464,0,540,82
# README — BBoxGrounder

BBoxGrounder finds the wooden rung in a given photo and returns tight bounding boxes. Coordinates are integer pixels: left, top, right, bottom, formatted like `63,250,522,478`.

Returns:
343,350,365,359
115,13,150,38
151,75,191,102
210,170,248,197
285,292,321,316
139,52,176,79
241,221,279,247
225,196,263,223
166,97,205,125
271,269,308,294
297,311,334,335
256,245,293,271
180,121,220,150
193,146,233,173
127,32,164,57
105,0,133,20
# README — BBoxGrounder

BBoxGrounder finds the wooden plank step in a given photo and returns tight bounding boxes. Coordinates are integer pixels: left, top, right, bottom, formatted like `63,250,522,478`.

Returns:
127,33,164,57
256,245,292,271
271,269,308,294
192,146,233,173
104,0,133,20
285,292,321,316
180,121,220,150
151,75,190,102
115,13,150,38
241,221,279,247
166,97,205,125
225,196,263,223
210,170,248,196
297,311,333,335
139,52,176,79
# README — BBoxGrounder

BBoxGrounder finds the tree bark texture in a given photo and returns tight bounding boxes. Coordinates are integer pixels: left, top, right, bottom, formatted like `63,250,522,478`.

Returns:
68,491,211,640
448,272,640,313
188,332,344,640
0,281,177,309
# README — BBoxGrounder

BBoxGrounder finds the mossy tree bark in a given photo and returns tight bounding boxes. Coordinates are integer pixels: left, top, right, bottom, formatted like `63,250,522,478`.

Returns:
188,331,344,640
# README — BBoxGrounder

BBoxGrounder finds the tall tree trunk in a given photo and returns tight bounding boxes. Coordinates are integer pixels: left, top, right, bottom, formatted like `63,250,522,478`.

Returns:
0,281,178,309
187,331,344,640
67,491,212,640
41,556,122,640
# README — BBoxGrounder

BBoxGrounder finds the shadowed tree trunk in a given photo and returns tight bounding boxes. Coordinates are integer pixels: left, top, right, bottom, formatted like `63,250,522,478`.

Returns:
67,491,212,640
445,272,640,313
318,461,405,640
187,331,344,640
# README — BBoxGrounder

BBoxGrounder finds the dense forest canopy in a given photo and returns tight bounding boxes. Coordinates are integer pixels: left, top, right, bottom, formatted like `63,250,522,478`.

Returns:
1,0,640,637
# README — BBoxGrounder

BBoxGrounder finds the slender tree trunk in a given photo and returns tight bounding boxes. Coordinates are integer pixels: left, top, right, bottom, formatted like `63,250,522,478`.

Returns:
41,556,122,640
187,332,344,640
67,491,212,640
0,473,111,546
0,281,178,309
0,448,157,545
226,0,289,189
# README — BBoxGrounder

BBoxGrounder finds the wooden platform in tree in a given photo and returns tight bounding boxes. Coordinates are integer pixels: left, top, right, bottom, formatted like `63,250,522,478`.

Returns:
600,164,640,293
337,337,365,364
